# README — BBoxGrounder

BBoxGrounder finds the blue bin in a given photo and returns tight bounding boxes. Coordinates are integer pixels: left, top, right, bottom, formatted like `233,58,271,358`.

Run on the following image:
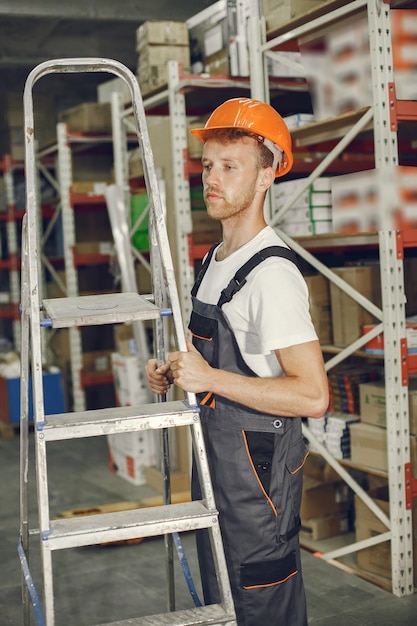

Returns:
0,372,66,425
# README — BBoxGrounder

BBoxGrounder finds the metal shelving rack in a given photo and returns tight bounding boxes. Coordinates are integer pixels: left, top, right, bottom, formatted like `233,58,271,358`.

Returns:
37,127,118,412
249,0,417,596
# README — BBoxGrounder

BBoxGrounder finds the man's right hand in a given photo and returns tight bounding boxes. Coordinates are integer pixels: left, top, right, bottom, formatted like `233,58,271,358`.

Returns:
145,359,173,395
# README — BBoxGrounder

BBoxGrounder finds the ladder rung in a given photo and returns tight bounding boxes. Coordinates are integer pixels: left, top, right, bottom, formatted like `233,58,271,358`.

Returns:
42,292,161,328
99,604,236,625
40,400,198,441
47,501,218,550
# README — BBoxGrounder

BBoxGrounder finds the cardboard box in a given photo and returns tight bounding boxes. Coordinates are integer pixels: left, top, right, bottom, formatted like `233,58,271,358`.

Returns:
301,475,350,520
350,423,387,472
138,45,190,70
359,379,417,435
74,242,114,257
0,92,57,149
331,167,417,234
107,430,158,486
111,352,152,407
83,350,113,374
136,21,189,51
97,78,132,105
137,64,170,95
352,419,417,472
70,152,114,183
355,485,417,584
58,102,112,133
114,324,137,358
301,512,349,541
303,454,340,483
128,148,144,180
261,0,324,32
359,381,386,428
304,274,332,345
0,372,65,425
329,266,381,348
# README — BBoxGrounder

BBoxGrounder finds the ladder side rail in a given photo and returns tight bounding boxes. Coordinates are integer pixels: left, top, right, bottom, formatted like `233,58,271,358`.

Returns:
19,214,31,625
23,65,57,625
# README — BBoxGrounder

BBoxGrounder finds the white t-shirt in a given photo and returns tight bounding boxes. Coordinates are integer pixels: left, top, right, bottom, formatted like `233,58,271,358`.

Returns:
196,226,318,378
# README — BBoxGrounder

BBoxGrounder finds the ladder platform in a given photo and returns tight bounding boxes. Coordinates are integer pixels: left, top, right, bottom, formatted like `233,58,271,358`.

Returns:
48,501,217,550
40,400,200,441
100,604,237,625
42,292,160,328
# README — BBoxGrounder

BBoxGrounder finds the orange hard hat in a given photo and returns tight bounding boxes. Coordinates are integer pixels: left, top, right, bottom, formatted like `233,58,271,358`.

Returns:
190,97,293,177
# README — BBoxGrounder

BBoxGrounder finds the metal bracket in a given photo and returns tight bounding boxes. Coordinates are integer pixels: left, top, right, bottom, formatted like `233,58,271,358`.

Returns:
389,82,417,132
405,463,417,510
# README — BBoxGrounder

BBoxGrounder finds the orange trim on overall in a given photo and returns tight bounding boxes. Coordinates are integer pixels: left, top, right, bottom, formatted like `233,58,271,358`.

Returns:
243,569,298,590
290,450,309,475
190,331,213,342
199,392,216,409
242,430,277,516
200,392,213,405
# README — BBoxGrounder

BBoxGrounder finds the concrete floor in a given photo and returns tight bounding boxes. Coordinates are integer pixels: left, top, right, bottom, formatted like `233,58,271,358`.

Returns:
1,432,417,625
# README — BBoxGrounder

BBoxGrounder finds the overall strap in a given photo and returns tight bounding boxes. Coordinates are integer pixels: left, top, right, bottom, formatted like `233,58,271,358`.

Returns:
217,246,299,308
191,242,220,297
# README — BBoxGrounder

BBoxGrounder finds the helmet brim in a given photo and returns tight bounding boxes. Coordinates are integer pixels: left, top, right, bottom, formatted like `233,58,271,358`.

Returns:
189,126,293,178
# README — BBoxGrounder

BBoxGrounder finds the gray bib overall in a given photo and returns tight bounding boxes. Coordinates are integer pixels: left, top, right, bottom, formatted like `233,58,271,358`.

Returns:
189,245,309,626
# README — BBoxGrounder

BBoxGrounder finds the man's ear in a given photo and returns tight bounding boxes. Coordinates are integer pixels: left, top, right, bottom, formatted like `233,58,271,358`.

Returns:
258,166,275,192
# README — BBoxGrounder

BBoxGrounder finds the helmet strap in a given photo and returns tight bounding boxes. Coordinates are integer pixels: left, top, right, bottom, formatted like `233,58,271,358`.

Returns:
262,137,284,172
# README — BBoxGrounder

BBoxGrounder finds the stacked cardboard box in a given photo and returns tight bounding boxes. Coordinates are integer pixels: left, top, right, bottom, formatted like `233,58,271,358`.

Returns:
307,412,360,459
391,10,417,100
261,0,325,33
0,92,57,159
355,485,417,585
349,379,417,472
331,167,417,234
303,273,332,345
299,9,417,121
301,455,351,541
136,21,190,95
328,362,381,415
273,176,333,237
329,265,381,348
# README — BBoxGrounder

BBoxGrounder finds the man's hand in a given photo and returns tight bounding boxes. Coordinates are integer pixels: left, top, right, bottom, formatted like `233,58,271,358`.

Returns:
145,359,173,395
168,338,212,393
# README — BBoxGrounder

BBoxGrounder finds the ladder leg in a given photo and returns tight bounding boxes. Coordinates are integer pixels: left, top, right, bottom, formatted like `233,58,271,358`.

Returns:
19,215,31,625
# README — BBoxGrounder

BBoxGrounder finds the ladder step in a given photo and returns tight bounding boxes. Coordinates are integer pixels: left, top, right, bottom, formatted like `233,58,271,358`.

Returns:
100,604,236,625
42,292,161,328
40,400,198,441
47,501,218,550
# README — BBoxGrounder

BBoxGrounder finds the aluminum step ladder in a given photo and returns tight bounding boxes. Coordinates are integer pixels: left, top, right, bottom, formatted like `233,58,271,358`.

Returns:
19,58,236,626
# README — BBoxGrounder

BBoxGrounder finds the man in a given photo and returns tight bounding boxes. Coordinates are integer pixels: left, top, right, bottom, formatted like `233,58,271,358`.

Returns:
146,97,329,625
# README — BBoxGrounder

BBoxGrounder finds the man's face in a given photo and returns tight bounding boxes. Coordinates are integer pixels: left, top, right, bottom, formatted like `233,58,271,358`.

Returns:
201,136,262,222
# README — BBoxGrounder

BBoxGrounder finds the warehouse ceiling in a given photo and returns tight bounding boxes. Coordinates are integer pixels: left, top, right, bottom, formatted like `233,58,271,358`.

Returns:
0,0,218,109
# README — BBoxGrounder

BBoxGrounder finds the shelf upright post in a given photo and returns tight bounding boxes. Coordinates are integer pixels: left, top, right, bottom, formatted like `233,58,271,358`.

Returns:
166,60,194,324
56,122,85,412
248,16,275,223
368,0,413,596
3,156,21,350
111,91,130,211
